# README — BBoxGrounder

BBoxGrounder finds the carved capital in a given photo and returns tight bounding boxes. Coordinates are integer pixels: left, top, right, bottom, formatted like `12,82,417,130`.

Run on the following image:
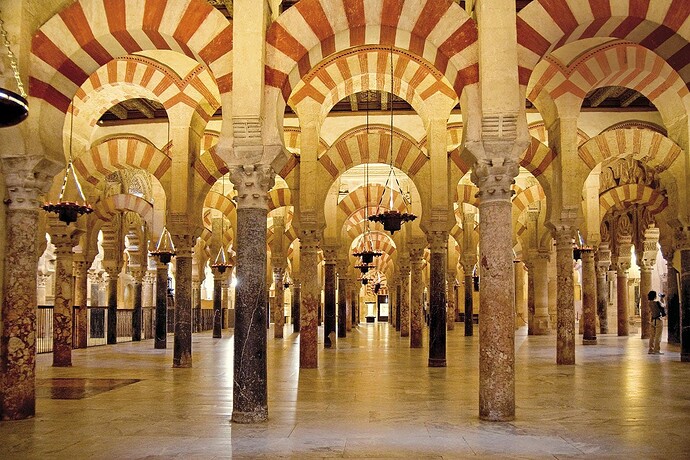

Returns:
228,164,276,210
470,158,519,203
427,231,448,254
171,233,197,258
129,267,146,284
298,228,320,253
2,155,61,211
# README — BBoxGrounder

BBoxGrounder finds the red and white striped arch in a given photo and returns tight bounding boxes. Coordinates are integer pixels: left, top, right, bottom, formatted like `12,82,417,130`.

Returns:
517,0,690,87
454,183,479,208
266,0,478,102
350,231,397,257
338,184,407,220
600,184,667,216
93,193,154,226
202,131,220,153
289,46,457,121
31,0,232,113
578,128,682,171
512,184,546,220
194,148,229,186
74,56,221,128
74,135,172,186
528,41,690,124
268,187,293,211
320,126,428,179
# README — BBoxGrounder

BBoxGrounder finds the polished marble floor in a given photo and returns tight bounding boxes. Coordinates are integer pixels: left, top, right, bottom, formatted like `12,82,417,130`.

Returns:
1,322,689,459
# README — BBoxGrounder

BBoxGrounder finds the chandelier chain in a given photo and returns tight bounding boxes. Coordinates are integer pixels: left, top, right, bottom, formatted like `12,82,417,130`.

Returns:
0,13,26,98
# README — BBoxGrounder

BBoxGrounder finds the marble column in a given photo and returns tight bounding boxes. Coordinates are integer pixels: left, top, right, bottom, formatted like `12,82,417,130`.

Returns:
192,279,202,333
323,250,337,348
447,274,456,331
532,251,551,335
409,247,425,349
514,261,526,329
524,259,535,335
462,268,474,336
88,271,101,306
581,249,597,345
73,260,89,349
104,265,119,345
131,268,145,342
228,165,274,423
428,232,448,367
299,230,320,368
292,280,301,333
213,268,224,339
345,271,353,332
639,262,653,339
472,160,518,421
666,255,680,344
272,265,285,339
399,257,411,337
172,234,195,368
51,231,77,367
155,262,168,349
681,248,690,362
0,169,51,420
615,260,631,337
555,228,575,365
395,282,402,332
596,245,611,334
337,260,348,338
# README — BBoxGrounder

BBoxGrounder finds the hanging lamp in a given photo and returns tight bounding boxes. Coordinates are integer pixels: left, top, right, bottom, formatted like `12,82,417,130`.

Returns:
211,176,232,273
352,92,382,265
42,107,93,224
283,270,292,289
150,121,176,263
0,12,28,127
369,46,416,234
355,262,373,275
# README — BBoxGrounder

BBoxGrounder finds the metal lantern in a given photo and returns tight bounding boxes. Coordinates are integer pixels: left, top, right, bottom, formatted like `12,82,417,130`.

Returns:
150,227,176,264
0,14,28,127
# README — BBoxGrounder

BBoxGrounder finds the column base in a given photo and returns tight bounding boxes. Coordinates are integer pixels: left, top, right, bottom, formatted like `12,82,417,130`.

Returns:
681,353,690,362
231,407,268,424
428,358,446,367
582,338,597,345
154,341,166,349
213,332,222,338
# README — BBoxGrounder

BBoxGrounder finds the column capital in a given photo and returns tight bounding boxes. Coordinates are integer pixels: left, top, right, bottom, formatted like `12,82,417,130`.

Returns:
427,231,448,254
228,164,276,209
170,233,197,258
321,245,338,264
72,260,88,277
470,158,519,203
2,155,61,211
298,228,320,253
102,261,121,279
129,267,146,284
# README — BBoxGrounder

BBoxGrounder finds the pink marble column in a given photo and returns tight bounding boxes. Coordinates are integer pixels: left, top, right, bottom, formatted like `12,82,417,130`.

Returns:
473,160,518,421
299,230,320,368
616,260,630,337
595,245,611,334
73,260,89,349
1,169,52,420
399,258,411,337
447,274,456,331
272,266,285,339
229,164,274,423
581,249,597,345
409,248,425,348
51,230,78,367
639,263,653,339
555,228,575,365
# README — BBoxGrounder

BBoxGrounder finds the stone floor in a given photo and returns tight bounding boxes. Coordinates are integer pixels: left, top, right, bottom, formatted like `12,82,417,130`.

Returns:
1,322,689,459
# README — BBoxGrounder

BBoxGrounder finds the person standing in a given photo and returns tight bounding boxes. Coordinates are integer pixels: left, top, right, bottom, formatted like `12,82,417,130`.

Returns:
648,290,665,355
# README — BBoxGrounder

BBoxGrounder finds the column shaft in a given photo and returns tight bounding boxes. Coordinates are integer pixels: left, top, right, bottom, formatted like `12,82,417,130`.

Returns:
410,256,424,348
292,283,301,333
1,209,40,419
555,231,575,365
324,261,336,348
52,243,74,367
680,250,690,361
464,274,474,336
337,275,348,338
400,268,410,337
581,250,597,344
174,250,193,368
132,280,143,341
232,206,269,422
667,260,680,344
616,271,629,336
213,275,223,338
74,262,88,349
273,268,285,339
596,267,609,335
155,265,168,348
395,283,402,332
639,267,653,339
106,272,118,344
299,236,319,368
428,235,447,367
447,275,455,331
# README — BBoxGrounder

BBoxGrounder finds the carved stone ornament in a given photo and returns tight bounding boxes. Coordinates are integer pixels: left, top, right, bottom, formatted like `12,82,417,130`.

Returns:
470,158,519,203
599,155,659,193
228,164,276,209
